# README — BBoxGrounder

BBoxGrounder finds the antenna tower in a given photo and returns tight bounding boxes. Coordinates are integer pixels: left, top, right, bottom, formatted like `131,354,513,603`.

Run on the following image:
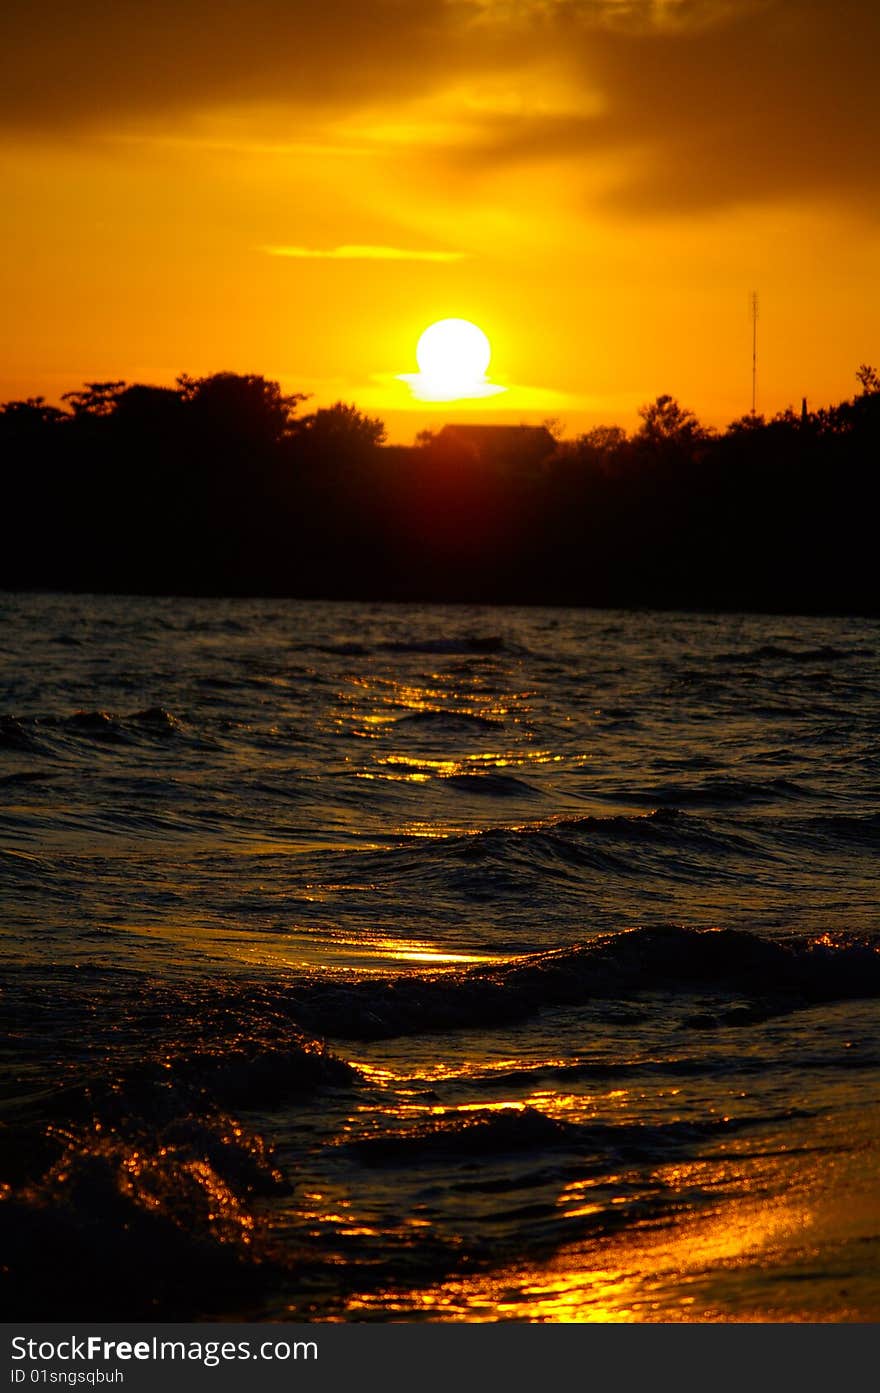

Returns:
751,291,759,416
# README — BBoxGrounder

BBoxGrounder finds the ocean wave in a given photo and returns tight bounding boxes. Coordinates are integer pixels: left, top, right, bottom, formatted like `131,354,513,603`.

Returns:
440,772,539,797
0,1113,283,1319
348,1106,573,1164
2,920,876,1318
622,775,814,808
372,820,634,884
790,811,880,849
716,643,862,665
294,635,508,658
0,965,357,1319
393,709,505,731
1,967,359,1133
0,706,200,754
302,809,765,902
0,716,44,753
63,706,182,737
286,926,880,1040
380,635,507,655
347,1105,771,1168
300,641,372,656
451,1047,880,1093
407,808,757,864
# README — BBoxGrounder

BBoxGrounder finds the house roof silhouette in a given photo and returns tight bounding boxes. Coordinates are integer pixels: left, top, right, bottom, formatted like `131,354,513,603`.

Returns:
434,423,556,465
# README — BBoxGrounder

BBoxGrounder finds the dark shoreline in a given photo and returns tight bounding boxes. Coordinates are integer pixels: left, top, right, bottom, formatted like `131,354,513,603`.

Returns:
3,586,878,619
3,374,878,619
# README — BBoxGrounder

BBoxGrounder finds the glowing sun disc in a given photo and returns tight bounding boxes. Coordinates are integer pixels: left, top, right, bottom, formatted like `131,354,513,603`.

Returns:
416,318,492,382
397,317,505,401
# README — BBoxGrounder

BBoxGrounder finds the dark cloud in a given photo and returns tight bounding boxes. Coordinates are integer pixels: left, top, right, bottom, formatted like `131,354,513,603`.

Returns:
2,1,878,217
453,0,880,216
0,1,485,131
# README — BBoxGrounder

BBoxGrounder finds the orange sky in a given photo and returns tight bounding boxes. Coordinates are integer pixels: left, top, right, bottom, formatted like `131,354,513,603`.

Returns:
2,0,878,442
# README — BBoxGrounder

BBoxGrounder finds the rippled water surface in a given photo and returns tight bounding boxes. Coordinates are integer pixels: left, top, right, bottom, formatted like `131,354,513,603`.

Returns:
2,594,879,1320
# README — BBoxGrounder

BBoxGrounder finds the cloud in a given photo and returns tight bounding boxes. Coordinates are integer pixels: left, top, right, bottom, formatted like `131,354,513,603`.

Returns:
262,245,466,262
444,0,880,218
2,0,879,220
0,1,488,133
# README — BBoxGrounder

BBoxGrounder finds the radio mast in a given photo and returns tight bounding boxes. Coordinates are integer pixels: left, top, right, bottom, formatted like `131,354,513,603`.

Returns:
751,291,759,416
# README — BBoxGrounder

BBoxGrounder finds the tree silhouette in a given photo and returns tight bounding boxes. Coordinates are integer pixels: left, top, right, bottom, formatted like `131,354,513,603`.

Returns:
177,373,307,448
579,424,628,453
0,396,66,429
113,384,185,428
636,394,706,446
295,401,386,460
61,381,127,418
1,362,877,612
856,364,880,395
726,412,767,434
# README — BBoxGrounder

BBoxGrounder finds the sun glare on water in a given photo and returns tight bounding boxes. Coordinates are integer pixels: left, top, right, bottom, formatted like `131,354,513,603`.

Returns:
399,318,506,402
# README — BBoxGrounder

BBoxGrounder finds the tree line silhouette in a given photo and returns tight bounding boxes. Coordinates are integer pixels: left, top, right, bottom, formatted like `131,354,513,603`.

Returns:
1,368,877,612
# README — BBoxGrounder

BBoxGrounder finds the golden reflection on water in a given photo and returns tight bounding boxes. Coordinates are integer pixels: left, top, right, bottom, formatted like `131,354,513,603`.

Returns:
355,749,572,787
339,675,517,738
352,1055,575,1085
218,925,512,973
337,1108,880,1322
343,1183,811,1322
377,947,493,965
331,930,510,968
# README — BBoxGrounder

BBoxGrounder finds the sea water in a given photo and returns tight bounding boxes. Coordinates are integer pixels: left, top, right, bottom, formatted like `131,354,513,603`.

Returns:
2,594,879,1320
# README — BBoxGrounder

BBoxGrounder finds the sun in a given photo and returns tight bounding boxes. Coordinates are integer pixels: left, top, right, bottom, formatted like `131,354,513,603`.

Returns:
398,318,506,402
417,319,491,385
